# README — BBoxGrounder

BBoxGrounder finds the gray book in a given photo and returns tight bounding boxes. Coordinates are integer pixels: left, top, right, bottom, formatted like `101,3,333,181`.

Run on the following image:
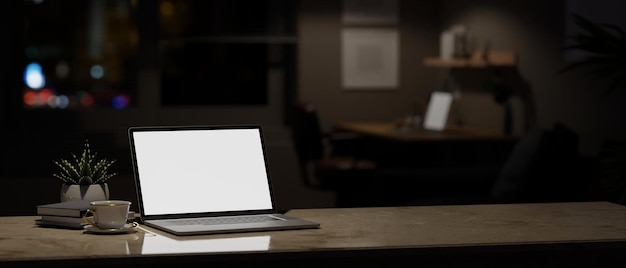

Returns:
36,200,91,217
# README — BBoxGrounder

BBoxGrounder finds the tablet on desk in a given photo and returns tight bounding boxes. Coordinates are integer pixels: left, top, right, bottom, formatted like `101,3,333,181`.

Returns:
422,91,453,131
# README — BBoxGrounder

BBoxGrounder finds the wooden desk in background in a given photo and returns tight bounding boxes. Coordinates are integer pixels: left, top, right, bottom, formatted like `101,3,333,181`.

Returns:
333,121,516,143
1,202,626,267
332,121,517,168
330,122,522,206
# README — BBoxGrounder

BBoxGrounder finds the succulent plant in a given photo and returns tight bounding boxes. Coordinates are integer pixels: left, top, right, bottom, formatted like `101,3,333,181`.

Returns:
53,140,117,185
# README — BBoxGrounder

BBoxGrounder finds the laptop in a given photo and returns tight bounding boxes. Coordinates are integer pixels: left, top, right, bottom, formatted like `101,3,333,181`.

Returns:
128,124,320,236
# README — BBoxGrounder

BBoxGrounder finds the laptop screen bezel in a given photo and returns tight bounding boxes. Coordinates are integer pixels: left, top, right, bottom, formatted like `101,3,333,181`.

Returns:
128,124,279,221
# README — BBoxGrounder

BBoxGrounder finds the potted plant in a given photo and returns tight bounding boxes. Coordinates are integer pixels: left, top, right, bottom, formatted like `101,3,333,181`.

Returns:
558,13,626,204
53,140,117,202
558,13,626,94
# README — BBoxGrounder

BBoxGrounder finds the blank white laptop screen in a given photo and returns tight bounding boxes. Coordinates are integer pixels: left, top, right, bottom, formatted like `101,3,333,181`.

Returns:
132,128,273,216
422,91,454,131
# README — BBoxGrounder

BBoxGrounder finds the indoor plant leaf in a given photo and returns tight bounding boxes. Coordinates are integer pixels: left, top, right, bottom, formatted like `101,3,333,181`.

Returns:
52,140,117,186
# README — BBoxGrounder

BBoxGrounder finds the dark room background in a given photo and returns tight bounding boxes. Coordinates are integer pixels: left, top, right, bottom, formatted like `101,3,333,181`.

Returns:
2,0,626,214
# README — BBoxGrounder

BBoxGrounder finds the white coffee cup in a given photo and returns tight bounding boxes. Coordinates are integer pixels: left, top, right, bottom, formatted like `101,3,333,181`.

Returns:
82,200,131,229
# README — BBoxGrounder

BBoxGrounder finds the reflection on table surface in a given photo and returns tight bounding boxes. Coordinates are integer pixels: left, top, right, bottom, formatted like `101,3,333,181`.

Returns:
79,225,271,255
140,234,271,254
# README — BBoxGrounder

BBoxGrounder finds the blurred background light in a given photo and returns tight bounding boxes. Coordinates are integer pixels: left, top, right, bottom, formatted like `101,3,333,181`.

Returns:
160,1,174,17
55,61,70,79
90,64,105,79
24,62,46,89
77,91,95,107
38,88,53,103
48,94,70,109
112,93,130,109
23,91,38,106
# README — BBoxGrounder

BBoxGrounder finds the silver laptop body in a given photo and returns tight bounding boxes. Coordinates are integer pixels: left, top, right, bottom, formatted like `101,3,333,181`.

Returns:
128,125,320,236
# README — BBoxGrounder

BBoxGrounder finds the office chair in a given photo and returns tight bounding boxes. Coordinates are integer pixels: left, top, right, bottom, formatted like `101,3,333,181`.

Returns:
290,101,378,206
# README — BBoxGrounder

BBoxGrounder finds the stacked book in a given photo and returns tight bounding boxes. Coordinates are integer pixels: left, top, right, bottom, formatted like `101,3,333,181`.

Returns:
35,200,92,229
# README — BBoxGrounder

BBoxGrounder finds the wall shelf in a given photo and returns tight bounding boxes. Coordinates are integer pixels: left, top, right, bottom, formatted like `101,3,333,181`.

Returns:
424,51,517,68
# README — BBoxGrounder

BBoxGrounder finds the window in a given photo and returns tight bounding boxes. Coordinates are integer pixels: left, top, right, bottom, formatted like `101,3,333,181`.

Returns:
158,0,298,106
22,0,138,109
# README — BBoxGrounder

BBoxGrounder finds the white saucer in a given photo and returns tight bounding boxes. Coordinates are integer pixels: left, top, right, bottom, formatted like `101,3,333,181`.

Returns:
84,223,138,234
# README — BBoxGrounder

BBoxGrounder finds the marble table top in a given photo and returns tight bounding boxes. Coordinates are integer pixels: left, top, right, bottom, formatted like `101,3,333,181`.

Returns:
1,202,626,264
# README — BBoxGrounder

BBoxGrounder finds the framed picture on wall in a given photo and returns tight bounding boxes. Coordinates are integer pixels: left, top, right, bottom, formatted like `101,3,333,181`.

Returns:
341,28,399,90
342,0,398,25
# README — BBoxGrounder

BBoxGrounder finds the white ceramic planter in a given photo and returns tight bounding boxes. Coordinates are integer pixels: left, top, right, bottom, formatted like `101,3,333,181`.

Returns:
60,183,110,202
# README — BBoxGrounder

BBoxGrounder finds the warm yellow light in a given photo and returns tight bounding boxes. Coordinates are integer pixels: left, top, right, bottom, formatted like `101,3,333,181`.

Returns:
160,1,174,17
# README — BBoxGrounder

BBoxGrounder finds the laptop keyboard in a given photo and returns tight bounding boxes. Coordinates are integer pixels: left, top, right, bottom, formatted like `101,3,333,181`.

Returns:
161,215,280,226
